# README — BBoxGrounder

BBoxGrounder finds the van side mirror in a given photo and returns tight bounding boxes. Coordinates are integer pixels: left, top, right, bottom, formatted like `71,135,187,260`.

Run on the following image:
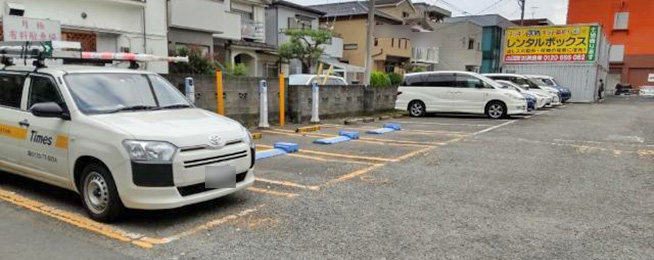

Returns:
31,102,70,120
521,84,530,89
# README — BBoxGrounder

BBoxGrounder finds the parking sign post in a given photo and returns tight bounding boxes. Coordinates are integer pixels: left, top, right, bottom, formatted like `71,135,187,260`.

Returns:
310,82,320,124
259,80,270,128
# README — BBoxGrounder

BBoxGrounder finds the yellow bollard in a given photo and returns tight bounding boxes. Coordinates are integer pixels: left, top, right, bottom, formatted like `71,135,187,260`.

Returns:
279,74,285,126
215,70,225,115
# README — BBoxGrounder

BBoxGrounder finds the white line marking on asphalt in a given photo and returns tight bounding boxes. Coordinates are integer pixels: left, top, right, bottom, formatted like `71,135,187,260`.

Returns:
553,139,654,148
472,120,518,136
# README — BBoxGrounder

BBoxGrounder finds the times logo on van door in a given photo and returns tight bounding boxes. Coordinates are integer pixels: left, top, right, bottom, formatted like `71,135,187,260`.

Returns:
30,130,54,146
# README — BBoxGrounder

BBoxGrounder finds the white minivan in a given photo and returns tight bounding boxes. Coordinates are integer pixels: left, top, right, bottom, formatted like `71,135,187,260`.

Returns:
0,65,255,222
395,71,528,119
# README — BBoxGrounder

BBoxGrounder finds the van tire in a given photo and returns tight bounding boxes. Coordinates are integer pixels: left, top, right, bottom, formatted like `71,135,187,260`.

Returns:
408,101,426,117
485,101,507,119
80,163,125,223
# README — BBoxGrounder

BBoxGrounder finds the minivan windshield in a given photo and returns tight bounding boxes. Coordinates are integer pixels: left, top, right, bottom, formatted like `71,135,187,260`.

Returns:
65,73,191,114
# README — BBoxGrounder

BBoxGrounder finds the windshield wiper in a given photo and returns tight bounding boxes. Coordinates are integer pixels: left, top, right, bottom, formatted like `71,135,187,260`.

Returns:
160,104,192,110
107,105,159,113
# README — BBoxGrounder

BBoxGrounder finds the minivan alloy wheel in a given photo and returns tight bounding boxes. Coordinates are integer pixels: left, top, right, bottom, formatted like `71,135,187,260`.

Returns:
84,172,110,215
488,103,504,118
410,101,425,117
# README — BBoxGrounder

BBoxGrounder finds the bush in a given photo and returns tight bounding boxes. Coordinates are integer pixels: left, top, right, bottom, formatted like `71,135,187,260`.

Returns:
370,71,392,87
169,46,219,75
411,66,425,73
226,63,247,76
387,72,403,85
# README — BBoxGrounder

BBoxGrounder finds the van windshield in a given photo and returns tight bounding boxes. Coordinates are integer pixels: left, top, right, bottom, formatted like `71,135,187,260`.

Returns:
65,73,191,114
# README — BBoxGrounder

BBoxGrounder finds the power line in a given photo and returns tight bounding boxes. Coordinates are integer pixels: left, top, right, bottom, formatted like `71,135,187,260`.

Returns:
476,0,507,15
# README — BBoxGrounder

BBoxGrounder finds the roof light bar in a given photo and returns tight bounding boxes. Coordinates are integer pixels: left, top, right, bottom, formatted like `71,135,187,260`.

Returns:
0,41,188,66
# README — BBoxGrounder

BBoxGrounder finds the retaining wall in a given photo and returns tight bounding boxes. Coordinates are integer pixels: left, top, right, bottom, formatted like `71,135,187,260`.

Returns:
164,74,398,126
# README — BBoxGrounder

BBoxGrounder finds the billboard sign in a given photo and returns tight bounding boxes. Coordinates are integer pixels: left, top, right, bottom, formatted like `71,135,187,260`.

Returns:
3,16,61,42
504,25,599,63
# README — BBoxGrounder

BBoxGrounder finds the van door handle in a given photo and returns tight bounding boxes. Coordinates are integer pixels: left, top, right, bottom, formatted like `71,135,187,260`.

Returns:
18,120,29,128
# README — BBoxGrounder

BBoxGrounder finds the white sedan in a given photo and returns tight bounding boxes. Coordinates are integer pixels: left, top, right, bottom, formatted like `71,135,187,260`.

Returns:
495,80,551,109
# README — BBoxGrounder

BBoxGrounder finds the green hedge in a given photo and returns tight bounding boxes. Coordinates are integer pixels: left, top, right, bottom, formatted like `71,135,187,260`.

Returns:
370,71,392,87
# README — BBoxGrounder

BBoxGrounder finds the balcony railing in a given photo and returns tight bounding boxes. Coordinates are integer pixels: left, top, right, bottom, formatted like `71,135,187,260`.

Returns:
241,19,265,41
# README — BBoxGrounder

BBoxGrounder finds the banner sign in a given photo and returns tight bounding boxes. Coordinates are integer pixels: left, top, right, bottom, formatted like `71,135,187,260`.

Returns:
504,25,599,63
3,16,61,42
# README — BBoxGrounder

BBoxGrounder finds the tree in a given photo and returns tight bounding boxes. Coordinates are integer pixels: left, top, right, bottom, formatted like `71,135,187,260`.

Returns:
278,29,332,74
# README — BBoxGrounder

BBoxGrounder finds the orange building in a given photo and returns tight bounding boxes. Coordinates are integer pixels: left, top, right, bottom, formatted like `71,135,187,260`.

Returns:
568,0,654,90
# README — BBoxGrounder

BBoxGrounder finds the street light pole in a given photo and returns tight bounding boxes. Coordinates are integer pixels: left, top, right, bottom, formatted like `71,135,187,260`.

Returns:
519,0,526,26
363,0,375,86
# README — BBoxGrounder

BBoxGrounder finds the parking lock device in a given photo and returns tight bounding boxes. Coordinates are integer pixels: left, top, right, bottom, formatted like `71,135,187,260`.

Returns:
259,79,270,128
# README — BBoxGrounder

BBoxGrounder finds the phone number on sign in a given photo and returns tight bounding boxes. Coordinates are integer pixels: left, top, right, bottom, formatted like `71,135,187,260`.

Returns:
506,54,588,62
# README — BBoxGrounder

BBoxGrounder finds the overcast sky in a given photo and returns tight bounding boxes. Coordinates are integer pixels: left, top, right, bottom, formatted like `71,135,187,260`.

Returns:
288,0,569,25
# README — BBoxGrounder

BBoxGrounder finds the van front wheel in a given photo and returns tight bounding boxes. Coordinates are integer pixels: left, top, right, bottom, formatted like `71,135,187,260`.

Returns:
80,163,124,222
408,101,426,117
486,101,507,119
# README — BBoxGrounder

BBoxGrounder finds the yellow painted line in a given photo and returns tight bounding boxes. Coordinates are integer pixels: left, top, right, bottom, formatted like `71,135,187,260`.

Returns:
257,144,395,163
0,189,152,248
325,164,385,185
255,177,320,191
297,149,396,163
393,146,437,162
162,205,263,242
0,124,28,140
286,153,374,165
246,187,298,198
251,132,262,140
638,149,654,157
296,125,321,133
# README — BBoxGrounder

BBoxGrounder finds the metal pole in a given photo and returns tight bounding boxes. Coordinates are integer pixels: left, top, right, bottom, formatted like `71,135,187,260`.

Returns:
279,75,285,126
259,80,270,128
363,0,375,86
215,70,225,115
520,0,526,26
310,82,320,124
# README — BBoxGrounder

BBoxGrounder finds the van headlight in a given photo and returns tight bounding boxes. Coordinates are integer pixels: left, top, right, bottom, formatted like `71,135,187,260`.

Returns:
242,127,255,150
122,140,177,162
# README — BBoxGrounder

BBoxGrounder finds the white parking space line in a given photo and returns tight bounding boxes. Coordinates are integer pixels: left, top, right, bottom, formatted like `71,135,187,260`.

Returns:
255,177,321,191
472,120,518,136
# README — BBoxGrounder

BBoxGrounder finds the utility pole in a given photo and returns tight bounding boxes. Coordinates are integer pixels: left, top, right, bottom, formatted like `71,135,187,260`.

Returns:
363,0,375,86
519,0,526,26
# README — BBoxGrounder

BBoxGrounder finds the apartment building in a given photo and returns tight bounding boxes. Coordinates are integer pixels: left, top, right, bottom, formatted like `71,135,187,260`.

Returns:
568,0,654,90
311,1,411,73
431,21,483,72
446,14,515,73
0,0,168,73
207,0,278,77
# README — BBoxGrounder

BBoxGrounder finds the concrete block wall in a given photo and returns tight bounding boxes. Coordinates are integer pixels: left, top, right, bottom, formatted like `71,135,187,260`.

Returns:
164,74,398,126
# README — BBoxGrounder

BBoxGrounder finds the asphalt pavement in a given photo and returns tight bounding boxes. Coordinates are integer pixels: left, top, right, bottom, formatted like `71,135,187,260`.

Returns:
1,96,653,259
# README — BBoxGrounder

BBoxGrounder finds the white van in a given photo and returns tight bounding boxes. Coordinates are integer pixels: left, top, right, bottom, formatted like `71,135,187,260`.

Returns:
0,65,255,222
484,73,562,106
395,71,528,119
